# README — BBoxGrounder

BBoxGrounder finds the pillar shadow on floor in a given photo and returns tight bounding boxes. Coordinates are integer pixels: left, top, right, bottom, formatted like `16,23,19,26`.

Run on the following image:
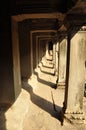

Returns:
46,58,53,61
38,65,55,76
22,81,64,125
40,61,54,69
34,70,57,89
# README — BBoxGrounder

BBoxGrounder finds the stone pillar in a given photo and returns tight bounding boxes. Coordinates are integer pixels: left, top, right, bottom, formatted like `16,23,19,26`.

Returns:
18,22,32,80
53,43,56,73
38,40,40,64
0,18,21,105
40,40,46,60
30,32,33,75
32,35,36,70
12,20,21,99
58,37,67,86
38,39,42,63
46,42,49,59
64,28,86,122
55,42,59,76
36,37,39,67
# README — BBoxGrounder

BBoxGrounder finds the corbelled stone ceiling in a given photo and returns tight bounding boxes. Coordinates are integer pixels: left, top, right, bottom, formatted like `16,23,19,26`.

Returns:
11,0,79,14
0,0,86,35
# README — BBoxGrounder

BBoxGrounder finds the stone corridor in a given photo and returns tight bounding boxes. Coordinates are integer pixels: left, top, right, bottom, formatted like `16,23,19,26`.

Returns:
1,1,86,130
0,56,86,130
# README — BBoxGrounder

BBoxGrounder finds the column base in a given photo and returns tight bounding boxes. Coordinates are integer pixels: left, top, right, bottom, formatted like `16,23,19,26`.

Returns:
64,113,86,124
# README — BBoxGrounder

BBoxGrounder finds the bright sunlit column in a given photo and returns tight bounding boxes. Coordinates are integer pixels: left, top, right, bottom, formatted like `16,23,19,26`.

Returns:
55,42,59,76
64,27,86,116
57,37,67,87
46,42,49,59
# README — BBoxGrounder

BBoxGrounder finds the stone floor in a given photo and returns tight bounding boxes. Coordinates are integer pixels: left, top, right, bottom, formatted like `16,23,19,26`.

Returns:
0,56,86,130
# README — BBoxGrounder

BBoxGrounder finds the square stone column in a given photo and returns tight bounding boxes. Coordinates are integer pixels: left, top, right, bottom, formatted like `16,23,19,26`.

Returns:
0,18,21,105
53,43,56,73
36,38,39,68
12,19,21,99
55,42,59,76
64,28,86,123
46,42,49,59
38,41,40,64
32,35,37,70
18,22,32,80
57,37,67,87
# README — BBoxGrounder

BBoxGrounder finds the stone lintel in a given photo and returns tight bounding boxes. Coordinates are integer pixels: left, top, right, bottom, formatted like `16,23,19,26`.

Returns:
12,13,65,22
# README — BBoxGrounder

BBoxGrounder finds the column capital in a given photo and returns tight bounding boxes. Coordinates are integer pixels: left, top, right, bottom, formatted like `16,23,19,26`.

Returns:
64,0,86,28
57,26,68,43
